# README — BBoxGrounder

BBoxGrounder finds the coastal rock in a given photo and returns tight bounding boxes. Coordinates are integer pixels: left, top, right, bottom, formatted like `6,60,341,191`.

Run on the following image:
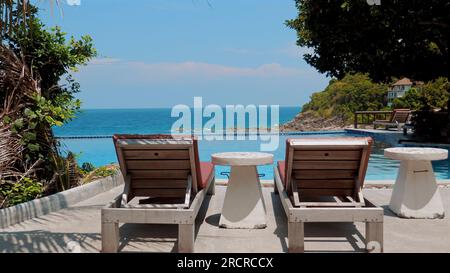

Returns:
280,111,350,132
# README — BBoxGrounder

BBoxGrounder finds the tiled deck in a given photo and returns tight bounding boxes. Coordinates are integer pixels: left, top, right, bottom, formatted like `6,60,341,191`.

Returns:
1,185,449,253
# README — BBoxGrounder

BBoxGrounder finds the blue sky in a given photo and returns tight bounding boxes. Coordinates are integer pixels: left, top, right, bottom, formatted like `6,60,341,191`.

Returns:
36,0,330,109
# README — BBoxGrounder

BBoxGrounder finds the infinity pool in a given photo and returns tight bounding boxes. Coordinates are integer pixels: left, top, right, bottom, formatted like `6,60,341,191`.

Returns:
58,132,450,180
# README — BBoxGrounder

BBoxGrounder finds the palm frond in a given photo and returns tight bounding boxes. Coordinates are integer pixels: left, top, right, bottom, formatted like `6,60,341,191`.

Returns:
0,44,39,182
0,0,60,37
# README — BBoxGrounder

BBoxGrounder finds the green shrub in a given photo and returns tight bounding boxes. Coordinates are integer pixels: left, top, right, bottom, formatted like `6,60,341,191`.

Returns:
92,166,117,178
0,178,43,207
81,165,119,184
80,162,95,174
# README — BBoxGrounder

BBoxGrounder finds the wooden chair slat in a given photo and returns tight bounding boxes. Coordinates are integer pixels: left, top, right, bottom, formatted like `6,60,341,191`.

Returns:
133,188,187,197
129,170,190,179
299,188,354,197
123,150,190,160
126,160,191,170
293,160,360,170
131,179,187,189
293,170,356,179
296,179,354,189
293,150,361,161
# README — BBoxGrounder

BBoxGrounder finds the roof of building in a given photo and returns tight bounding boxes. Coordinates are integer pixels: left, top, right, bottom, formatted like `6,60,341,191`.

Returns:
392,77,413,86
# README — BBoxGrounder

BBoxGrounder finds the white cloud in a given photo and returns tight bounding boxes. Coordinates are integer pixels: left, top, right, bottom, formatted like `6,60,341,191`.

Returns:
79,59,313,84
74,58,330,108
89,58,121,65
223,43,313,59
277,44,314,58
66,0,81,6
128,61,307,78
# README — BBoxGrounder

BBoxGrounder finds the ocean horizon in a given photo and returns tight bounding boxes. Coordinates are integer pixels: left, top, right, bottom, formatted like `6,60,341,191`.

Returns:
53,106,301,136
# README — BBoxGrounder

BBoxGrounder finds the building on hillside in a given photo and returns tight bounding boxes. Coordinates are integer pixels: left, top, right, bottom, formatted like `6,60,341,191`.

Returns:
387,77,423,106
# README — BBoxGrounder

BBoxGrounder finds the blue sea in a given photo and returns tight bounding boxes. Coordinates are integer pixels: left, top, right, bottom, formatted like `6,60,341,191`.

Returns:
53,107,293,136
54,107,450,180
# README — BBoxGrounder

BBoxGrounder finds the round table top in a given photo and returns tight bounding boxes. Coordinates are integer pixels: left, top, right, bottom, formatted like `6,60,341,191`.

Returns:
211,152,273,166
384,147,448,161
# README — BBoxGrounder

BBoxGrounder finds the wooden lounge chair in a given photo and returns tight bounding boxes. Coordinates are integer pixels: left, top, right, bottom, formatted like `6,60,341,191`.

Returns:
101,134,215,253
274,137,384,253
373,109,411,130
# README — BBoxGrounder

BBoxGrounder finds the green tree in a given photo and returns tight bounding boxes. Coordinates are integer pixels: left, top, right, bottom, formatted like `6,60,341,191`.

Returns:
392,78,449,110
3,5,96,162
1,4,96,207
302,73,387,123
0,1,60,36
287,0,449,138
391,88,423,110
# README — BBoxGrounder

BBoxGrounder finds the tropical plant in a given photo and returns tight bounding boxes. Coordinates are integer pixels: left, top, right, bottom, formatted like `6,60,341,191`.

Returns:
0,0,60,37
82,165,119,184
0,3,95,208
0,177,43,207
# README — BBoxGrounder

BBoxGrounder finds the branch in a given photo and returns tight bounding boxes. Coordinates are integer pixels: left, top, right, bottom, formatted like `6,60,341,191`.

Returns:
18,158,44,182
418,21,449,29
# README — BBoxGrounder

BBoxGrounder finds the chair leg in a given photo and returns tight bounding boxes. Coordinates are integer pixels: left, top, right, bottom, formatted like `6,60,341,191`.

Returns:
207,178,215,195
102,221,119,253
366,222,383,253
178,223,195,253
288,222,304,253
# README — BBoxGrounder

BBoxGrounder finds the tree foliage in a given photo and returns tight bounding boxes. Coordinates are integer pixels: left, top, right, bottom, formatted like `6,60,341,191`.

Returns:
0,4,96,208
392,78,449,110
287,0,449,82
0,1,60,37
302,73,388,122
303,74,449,125
392,78,449,142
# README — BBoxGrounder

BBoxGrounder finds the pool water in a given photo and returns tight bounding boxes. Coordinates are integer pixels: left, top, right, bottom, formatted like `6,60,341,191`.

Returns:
58,132,450,180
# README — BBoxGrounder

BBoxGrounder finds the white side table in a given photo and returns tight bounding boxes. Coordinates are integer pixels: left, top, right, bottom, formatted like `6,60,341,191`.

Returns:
211,152,273,229
384,147,448,219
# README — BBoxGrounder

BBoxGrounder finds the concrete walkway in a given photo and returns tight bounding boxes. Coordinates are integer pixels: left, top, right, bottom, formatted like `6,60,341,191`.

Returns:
1,186,449,253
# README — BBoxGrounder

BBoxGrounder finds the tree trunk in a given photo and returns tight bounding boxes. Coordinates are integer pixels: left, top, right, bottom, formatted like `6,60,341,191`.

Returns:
447,82,450,143
447,74,450,143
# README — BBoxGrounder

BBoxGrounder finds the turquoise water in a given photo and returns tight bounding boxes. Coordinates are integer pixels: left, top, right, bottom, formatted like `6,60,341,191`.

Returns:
53,107,297,136
54,108,450,180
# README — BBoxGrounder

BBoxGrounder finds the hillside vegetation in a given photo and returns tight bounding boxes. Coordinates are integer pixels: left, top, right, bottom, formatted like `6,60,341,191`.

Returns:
281,73,448,131
391,77,449,111
302,74,388,122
